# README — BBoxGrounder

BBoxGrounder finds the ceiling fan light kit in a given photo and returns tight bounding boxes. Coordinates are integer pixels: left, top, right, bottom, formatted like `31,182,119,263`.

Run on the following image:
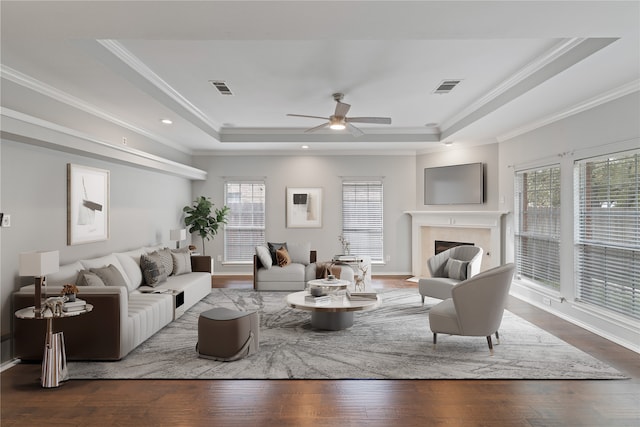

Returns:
287,93,391,137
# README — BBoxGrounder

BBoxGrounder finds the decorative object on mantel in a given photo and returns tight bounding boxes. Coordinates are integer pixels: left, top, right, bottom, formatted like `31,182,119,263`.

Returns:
19,250,59,317
286,187,322,228
60,284,79,302
67,164,110,245
183,196,229,256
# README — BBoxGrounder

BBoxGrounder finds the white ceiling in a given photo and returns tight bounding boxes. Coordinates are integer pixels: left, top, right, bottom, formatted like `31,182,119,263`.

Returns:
1,1,639,156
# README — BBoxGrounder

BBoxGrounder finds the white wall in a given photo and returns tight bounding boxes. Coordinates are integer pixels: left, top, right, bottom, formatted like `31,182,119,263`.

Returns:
191,154,417,275
499,92,640,352
0,139,193,361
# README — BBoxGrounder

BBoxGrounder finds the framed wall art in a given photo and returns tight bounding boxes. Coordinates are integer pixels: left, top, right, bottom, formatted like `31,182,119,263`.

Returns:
286,187,322,228
67,163,110,245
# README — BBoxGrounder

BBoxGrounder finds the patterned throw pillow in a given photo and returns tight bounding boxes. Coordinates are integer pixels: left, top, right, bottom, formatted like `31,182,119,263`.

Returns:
151,248,174,276
276,246,292,267
140,253,168,286
445,258,469,281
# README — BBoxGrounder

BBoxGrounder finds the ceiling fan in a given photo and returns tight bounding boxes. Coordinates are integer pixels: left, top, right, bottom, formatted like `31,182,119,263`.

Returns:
287,93,392,137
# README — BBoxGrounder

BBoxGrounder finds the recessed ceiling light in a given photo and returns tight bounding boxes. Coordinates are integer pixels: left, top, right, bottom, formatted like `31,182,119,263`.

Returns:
425,122,439,128
301,145,309,149
443,141,453,146
160,119,173,125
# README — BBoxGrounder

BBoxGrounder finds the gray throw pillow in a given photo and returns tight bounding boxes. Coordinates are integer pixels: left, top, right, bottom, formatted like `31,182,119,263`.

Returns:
75,269,105,287
446,258,469,281
255,245,272,269
171,250,192,276
152,248,174,276
90,264,128,287
140,253,168,287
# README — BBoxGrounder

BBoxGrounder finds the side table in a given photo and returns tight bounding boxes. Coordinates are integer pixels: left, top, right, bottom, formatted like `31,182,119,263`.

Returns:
15,304,93,388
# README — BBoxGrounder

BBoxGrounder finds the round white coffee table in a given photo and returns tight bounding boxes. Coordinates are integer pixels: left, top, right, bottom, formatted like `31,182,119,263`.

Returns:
286,291,381,331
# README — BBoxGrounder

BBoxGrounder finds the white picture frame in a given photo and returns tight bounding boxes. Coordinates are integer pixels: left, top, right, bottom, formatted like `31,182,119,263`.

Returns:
67,163,110,245
286,187,322,228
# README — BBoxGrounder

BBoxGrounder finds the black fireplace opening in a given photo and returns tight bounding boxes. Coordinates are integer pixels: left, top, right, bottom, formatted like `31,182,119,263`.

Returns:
435,240,474,255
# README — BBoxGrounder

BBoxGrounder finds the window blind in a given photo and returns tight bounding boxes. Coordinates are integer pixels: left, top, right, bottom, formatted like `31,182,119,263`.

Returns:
514,165,561,290
575,150,639,320
342,180,383,262
224,181,266,263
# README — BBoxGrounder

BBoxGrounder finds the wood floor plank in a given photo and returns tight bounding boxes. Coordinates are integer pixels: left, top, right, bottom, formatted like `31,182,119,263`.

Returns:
2,276,638,426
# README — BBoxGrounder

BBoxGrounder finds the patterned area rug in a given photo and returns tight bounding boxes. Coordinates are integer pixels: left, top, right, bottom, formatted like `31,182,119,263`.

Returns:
68,289,626,379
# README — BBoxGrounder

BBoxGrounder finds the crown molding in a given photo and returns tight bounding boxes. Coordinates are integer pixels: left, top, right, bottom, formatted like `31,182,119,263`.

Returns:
1,108,207,180
0,64,192,155
497,80,640,142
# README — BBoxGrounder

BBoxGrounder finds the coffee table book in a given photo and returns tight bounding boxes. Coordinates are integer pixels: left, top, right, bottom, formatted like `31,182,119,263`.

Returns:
63,299,87,312
304,295,331,305
347,290,378,301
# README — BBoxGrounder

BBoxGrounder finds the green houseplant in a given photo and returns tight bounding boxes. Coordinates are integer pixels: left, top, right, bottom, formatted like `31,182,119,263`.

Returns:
183,196,230,256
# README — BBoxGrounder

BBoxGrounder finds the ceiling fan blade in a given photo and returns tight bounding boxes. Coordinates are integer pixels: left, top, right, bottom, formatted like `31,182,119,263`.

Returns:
334,101,351,117
305,122,330,133
346,122,364,137
346,117,392,124
287,114,330,120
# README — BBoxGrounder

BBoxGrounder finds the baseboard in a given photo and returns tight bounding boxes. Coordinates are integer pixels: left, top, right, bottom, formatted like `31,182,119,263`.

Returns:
0,359,20,373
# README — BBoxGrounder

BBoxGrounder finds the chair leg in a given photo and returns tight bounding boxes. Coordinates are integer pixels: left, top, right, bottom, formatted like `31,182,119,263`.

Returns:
421,295,425,305
495,330,500,344
486,335,493,350
433,333,437,345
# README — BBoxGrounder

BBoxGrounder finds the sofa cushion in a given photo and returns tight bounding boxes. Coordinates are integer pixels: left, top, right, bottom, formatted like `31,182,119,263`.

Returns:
256,262,305,282
255,245,272,269
75,269,106,287
287,242,311,265
445,258,469,281
47,261,84,287
80,254,132,290
268,242,287,264
276,247,291,267
140,253,168,287
115,249,146,290
171,250,192,276
90,264,128,287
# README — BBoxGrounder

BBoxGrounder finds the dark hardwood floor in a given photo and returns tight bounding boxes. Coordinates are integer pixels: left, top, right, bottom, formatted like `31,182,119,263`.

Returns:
2,276,638,426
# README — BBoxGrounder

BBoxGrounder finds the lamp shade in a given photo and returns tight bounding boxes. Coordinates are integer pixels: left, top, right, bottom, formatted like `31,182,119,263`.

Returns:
19,251,59,277
170,229,187,241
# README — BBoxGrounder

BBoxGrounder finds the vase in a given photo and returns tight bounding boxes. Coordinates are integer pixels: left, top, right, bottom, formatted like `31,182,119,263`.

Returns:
66,293,76,302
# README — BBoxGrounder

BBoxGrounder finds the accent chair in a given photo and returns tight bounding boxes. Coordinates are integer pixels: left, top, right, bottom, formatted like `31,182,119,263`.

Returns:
429,263,516,353
418,245,483,304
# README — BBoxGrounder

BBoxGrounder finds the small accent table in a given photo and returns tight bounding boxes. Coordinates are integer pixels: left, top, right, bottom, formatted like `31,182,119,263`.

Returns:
15,304,93,388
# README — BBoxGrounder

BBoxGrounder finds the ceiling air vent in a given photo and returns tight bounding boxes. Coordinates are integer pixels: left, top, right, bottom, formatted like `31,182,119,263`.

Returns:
433,80,462,94
209,80,233,96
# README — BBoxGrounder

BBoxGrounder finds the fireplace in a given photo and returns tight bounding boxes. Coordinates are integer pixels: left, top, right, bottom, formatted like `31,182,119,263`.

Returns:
405,210,508,277
435,240,474,255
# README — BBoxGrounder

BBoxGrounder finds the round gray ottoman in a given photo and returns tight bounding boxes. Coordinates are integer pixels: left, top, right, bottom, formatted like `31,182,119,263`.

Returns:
197,307,259,361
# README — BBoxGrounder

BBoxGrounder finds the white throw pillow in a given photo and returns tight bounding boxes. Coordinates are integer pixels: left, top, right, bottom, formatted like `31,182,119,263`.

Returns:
171,250,192,276
115,250,145,291
287,242,311,265
255,245,272,269
47,261,84,287
80,254,132,290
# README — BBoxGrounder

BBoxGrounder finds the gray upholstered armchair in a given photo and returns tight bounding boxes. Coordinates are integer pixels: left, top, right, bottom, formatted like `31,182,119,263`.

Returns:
418,245,483,304
429,263,515,352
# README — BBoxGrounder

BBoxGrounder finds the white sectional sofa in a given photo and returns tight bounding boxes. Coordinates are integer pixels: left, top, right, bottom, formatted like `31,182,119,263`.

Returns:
13,246,211,361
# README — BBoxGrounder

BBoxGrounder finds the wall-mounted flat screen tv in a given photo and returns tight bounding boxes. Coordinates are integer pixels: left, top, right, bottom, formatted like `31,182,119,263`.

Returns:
424,162,484,205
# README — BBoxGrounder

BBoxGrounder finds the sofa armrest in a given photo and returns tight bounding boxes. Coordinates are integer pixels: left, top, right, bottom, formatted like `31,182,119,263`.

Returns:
191,255,212,273
13,286,127,361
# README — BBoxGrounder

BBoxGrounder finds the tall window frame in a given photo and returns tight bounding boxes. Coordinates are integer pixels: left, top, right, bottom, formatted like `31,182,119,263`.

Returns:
514,165,561,290
575,150,639,321
341,180,384,263
223,180,266,263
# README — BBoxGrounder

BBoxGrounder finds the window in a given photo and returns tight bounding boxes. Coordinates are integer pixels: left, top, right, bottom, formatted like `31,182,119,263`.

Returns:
224,181,265,263
514,165,561,290
575,150,639,320
342,180,383,262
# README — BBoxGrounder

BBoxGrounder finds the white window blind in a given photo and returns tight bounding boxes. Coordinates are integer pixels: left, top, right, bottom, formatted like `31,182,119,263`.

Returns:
224,181,266,263
342,180,383,262
514,165,561,290
575,150,639,320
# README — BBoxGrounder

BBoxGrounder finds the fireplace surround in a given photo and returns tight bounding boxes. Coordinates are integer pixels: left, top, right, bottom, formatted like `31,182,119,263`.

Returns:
405,211,508,277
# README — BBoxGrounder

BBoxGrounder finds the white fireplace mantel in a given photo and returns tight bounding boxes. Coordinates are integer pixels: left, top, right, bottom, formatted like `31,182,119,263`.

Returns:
404,210,509,276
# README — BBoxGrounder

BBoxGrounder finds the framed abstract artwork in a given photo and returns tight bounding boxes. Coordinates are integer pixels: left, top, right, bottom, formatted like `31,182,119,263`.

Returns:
67,163,110,245
286,187,322,228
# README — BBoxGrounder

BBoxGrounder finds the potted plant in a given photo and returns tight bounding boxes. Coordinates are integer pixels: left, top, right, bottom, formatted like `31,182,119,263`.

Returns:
60,284,79,302
183,196,230,256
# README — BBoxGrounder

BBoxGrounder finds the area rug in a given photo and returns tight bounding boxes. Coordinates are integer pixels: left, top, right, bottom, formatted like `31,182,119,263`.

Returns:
68,289,626,380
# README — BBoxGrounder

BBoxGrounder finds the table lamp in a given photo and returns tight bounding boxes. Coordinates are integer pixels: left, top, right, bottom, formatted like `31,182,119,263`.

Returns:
19,251,59,317
170,229,187,249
